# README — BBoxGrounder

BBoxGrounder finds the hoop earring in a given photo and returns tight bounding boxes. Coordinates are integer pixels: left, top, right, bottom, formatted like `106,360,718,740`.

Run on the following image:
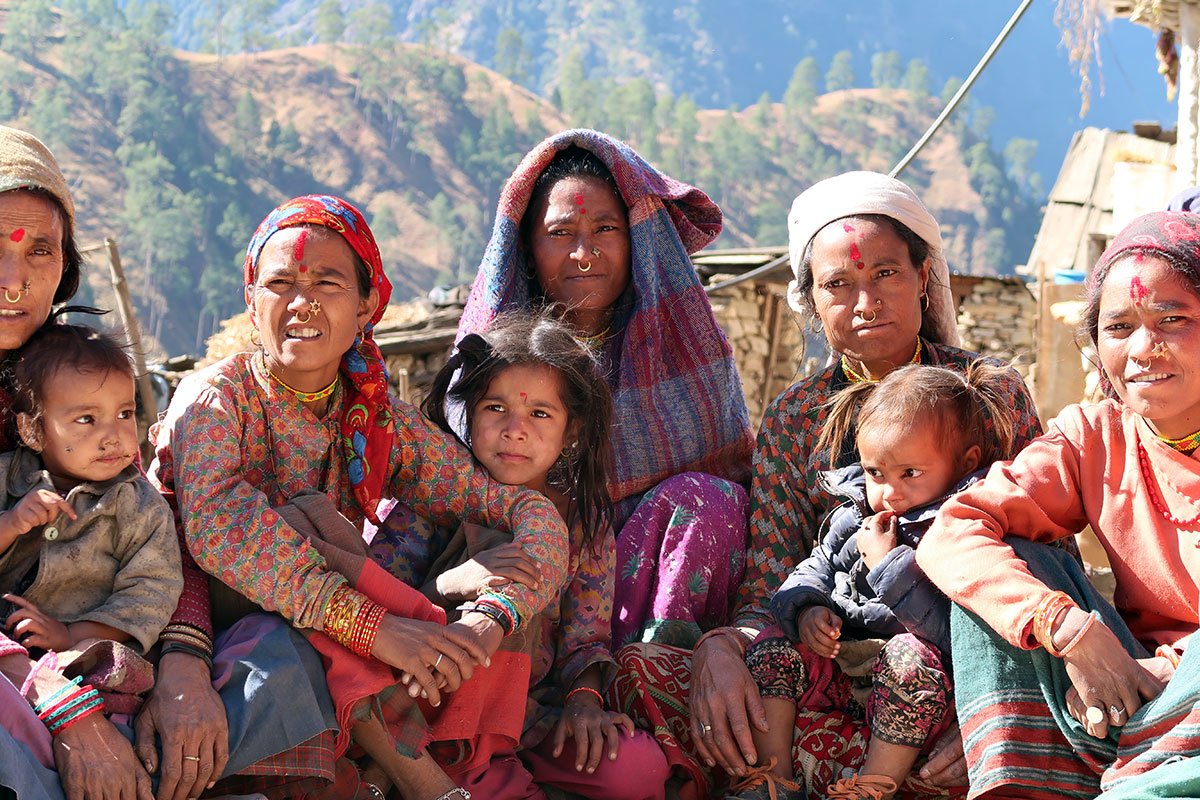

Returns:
808,315,824,335
858,309,877,323
577,261,592,272
921,293,930,312
250,327,262,347
3,288,20,304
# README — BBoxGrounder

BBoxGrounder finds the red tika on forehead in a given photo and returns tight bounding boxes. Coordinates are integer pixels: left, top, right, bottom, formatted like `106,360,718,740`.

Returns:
9,228,24,243
849,242,864,269
1130,275,1148,306
843,222,855,233
294,229,308,263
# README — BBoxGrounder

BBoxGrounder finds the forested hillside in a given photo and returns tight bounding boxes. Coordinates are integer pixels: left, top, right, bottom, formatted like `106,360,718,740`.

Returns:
1,1,1039,355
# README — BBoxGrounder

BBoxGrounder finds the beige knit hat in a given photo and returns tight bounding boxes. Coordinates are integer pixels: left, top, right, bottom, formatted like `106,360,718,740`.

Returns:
0,125,75,228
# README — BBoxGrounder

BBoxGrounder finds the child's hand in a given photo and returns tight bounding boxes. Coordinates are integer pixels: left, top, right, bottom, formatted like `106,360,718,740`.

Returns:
797,606,842,658
552,690,636,774
435,543,542,601
857,510,898,571
5,595,72,651
0,488,77,544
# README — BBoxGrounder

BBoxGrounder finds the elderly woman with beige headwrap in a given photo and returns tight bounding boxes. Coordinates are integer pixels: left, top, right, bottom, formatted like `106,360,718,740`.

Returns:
613,172,1042,799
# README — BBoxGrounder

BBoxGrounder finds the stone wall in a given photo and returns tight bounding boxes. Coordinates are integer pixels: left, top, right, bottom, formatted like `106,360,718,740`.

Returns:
707,280,808,428
954,276,1037,379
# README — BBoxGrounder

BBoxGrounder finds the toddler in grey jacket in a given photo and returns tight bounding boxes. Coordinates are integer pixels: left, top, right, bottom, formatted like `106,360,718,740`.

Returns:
0,323,180,656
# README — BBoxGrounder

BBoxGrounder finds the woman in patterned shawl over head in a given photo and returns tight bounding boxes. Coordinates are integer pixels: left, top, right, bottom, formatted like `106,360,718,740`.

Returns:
151,194,569,800
377,128,756,652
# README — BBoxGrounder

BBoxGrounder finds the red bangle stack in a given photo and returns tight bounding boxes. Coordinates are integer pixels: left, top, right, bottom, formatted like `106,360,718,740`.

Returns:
352,602,387,657
36,684,105,737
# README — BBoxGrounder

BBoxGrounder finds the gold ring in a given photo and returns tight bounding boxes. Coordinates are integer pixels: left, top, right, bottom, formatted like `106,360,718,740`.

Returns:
3,288,20,303
859,309,877,323
296,310,312,324
577,261,592,272
1132,356,1151,370
182,755,201,762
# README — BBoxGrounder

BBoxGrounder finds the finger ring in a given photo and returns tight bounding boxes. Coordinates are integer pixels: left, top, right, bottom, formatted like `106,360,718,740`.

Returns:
1110,704,1126,717
1086,706,1106,725
433,653,443,669
699,721,712,737
183,755,201,762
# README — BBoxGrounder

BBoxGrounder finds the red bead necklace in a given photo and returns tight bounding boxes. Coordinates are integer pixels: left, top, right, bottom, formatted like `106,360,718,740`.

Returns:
1137,439,1200,527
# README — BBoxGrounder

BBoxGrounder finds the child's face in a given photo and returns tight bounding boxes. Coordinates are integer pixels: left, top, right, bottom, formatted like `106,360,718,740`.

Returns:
858,418,979,516
469,364,571,494
22,366,138,491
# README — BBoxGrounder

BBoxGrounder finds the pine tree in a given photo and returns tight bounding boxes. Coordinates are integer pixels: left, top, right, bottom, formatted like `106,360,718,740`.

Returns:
826,50,855,92
315,0,346,44
783,57,819,113
870,51,902,89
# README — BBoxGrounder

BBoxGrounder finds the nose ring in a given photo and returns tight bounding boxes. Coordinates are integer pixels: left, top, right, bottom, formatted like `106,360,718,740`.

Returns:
296,310,312,324
3,288,20,304
591,247,600,256
1132,355,1152,370
577,261,592,272
858,309,877,323
1150,341,1169,360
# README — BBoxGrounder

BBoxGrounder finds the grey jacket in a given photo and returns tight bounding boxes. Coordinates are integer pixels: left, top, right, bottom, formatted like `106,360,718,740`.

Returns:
0,448,181,653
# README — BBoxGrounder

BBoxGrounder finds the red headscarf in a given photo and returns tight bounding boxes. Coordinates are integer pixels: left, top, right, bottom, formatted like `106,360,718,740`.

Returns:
244,195,393,522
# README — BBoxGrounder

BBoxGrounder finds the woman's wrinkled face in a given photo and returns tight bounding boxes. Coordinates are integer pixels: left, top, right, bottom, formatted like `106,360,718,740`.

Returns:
247,225,378,389
809,217,929,367
529,175,631,326
1096,255,1200,439
0,191,65,357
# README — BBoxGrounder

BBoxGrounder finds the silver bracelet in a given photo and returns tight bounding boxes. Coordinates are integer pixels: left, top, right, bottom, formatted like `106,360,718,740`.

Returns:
432,790,471,800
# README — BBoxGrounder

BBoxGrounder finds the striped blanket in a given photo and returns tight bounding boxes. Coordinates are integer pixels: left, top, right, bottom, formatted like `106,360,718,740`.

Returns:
457,128,754,522
952,538,1200,800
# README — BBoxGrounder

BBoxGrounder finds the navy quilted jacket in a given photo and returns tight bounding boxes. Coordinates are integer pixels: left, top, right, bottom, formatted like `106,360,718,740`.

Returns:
769,465,983,655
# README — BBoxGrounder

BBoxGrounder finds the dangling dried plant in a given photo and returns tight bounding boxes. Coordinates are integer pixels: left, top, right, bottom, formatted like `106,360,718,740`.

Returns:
1055,0,1106,116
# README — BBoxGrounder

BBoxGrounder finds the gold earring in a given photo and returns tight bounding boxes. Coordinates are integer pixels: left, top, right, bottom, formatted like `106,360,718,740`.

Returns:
250,327,262,347
921,293,930,312
577,261,592,272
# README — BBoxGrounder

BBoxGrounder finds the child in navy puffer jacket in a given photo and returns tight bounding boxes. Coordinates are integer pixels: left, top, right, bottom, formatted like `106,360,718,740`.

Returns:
729,362,1016,800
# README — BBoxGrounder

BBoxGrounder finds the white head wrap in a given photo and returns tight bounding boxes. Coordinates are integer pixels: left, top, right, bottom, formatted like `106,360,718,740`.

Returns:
786,171,959,347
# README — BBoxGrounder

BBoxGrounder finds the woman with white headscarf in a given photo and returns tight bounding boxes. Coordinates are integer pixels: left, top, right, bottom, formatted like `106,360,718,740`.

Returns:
613,172,1042,799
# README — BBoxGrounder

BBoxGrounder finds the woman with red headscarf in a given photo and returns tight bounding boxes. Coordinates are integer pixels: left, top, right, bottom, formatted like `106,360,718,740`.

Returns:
151,195,569,799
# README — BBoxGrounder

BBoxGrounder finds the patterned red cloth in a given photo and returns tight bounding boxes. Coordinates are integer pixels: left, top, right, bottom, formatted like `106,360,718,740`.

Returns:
243,195,394,524
610,643,961,800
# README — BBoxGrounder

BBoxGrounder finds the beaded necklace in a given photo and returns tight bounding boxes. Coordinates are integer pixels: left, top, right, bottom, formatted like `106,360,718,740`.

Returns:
262,353,339,403
841,338,922,384
576,325,611,349
1157,429,1200,456
1136,438,1200,526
